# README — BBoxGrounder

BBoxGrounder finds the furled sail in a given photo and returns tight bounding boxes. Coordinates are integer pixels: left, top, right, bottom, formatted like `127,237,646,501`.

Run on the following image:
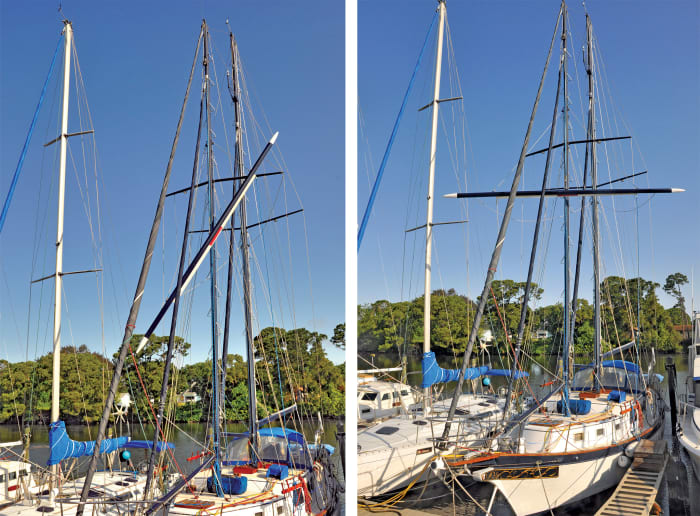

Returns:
47,421,128,466
421,351,487,388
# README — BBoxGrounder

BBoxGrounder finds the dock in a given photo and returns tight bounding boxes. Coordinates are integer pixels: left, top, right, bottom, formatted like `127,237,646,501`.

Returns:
595,439,668,516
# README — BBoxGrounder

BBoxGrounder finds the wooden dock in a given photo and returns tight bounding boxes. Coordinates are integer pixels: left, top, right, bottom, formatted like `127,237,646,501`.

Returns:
595,439,668,516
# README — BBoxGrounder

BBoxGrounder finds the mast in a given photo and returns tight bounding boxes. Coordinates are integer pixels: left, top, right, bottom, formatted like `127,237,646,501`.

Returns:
76,26,204,515
228,32,259,456
422,0,445,412
501,30,564,421
49,20,72,501
561,2,572,415
203,20,224,497
588,14,602,388
143,89,205,500
440,2,563,443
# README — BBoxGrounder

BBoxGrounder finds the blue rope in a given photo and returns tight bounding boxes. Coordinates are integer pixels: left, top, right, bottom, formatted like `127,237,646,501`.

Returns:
0,36,62,234
357,12,438,250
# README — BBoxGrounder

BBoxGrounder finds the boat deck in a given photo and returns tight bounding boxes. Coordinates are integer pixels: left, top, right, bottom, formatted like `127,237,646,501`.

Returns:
168,465,309,515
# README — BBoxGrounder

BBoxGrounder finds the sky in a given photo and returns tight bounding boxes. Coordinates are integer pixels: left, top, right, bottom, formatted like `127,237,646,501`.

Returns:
358,1,700,317
0,1,345,365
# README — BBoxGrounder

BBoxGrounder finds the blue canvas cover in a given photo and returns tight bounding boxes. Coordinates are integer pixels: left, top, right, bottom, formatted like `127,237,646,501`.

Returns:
421,351,487,388
267,464,289,480
485,368,530,379
601,360,640,374
556,399,591,415
208,475,247,495
123,440,174,452
47,421,128,466
608,390,626,402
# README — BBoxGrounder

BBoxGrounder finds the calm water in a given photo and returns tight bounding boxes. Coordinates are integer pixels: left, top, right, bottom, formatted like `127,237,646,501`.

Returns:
359,351,699,515
0,419,343,484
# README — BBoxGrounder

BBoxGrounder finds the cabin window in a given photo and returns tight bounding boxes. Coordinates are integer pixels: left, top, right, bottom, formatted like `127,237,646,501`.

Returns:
401,390,409,396
597,428,605,437
19,470,28,477
393,392,400,399
615,423,621,431
382,393,391,401
9,472,17,480
574,433,583,441
413,420,428,426
375,426,399,435
361,392,378,401
361,408,371,414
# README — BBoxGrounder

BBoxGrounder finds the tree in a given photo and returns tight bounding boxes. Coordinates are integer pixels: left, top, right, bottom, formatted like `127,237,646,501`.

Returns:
330,323,345,349
664,272,689,321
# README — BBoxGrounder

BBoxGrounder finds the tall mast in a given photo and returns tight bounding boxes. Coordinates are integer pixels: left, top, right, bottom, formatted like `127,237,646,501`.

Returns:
77,26,204,514
587,14,602,388
49,20,72,501
501,28,564,421
440,3,563,443
422,0,446,412
203,21,224,496
561,3,572,415
228,32,258,455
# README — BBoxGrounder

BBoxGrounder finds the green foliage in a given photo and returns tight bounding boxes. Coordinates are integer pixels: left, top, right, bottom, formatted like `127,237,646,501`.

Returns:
330,323,345,349
0,326,345,424
358,276,686,358
664,272,689,311
0,347,112,424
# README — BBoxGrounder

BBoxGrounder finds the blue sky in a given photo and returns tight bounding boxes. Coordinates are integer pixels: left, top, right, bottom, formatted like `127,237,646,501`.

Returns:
0,1,345,364
358,1,700,316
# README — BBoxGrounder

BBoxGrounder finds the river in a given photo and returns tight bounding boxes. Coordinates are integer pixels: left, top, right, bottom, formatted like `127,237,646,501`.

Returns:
359,351,699,515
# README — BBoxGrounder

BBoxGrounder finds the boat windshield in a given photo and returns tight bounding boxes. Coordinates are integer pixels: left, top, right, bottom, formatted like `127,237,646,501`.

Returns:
572,365,642,393
223,433,311,469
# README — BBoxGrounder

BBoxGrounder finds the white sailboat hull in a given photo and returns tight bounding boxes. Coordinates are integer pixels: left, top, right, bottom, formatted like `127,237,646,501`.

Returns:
1,470,151,515
358,394,505,497
475,452,626,516
679,406,700,481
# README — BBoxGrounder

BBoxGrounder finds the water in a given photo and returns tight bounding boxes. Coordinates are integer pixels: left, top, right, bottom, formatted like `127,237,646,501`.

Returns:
0,420,341,476
359,351,698,515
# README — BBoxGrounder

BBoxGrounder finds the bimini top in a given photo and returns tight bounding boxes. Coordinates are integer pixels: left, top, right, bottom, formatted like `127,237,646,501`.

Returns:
223,427,306,446
222,427,311,469
572,360,644,393
599,360,640,375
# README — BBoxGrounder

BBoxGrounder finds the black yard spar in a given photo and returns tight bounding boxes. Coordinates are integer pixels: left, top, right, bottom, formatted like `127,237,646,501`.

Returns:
439,0,684,445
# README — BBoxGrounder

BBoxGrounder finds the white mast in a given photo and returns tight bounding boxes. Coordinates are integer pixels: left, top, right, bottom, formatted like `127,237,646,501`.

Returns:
423,0,446,411
50,20,72,500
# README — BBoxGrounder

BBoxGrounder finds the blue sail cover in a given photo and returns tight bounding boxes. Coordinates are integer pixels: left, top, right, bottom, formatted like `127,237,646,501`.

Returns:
47,421,129,466
485,369,529,379
123,440,174,452
421,351,487,388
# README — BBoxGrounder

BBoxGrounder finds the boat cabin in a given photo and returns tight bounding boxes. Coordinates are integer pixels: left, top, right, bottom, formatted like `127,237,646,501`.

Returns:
357,380,418,422
0,459,31,505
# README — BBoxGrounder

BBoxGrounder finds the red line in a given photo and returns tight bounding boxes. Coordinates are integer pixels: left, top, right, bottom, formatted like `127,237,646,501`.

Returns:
128,342,194,494
209,226,223,246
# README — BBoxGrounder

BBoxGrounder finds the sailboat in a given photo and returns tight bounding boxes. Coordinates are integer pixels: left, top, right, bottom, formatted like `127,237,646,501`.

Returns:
72,20,340,515
1,20,171,515
357,0,524,499
438,2,678,514
679,312,700,479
